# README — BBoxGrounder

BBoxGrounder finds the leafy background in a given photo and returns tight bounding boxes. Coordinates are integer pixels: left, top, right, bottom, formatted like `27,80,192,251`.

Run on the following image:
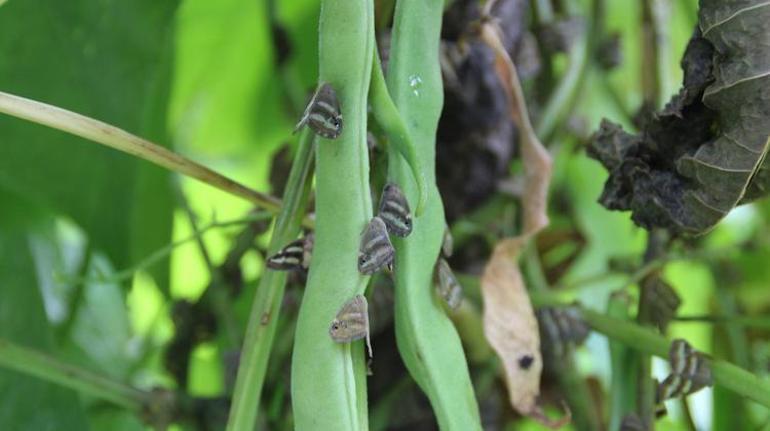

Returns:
1,0,769,430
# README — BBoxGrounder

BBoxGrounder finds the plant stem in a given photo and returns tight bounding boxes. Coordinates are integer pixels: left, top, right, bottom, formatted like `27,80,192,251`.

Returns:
0,338,147,411
226,129,315,431
290,0,375,427
641,0,670,108
386,0,482,429
0,91,313,227
579,308,770,409
534,0,598,140
370,49,427,215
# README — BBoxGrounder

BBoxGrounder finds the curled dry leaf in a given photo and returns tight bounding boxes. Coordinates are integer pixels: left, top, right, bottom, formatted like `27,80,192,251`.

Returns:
481,238,540,413
478,17,568,429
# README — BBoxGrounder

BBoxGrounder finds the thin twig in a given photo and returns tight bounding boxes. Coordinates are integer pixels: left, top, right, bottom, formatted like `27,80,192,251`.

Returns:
641,0,670,107
174,179,214,272
56,212,272,286
0,91,314,228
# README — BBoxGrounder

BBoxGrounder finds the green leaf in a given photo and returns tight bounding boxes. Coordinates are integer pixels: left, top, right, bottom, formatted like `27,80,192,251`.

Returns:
0,0,178,290
0,191,90,431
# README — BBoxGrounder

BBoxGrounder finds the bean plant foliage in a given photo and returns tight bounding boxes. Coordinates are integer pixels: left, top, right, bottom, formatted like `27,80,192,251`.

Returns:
2,0,770,430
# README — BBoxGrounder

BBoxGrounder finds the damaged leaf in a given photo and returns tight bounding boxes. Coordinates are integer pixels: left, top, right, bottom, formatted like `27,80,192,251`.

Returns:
478,17,568,428
589,1,770,235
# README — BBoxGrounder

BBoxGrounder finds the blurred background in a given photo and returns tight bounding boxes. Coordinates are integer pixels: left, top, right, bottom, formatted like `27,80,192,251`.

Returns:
1,0,769,430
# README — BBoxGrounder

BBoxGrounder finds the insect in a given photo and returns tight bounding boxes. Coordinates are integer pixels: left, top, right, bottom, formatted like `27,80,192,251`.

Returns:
377,183,412,237
656,339,712,404
329,294,372,357
646,279,681,331
293,82,343,139
441,224,453,258
434,258,462,310
266,234,314,271
358,216,395,275
538,306,590,359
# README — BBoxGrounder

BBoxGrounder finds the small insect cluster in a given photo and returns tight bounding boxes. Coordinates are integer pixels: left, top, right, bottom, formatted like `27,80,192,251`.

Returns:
277,82,462,358
655,339,713,414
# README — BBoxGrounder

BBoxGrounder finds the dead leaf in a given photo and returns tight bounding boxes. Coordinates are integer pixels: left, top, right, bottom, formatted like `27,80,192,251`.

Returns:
481,238,539,412
478,15,568,429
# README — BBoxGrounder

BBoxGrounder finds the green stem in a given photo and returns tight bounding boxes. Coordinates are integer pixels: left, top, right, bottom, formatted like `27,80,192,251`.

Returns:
580,308,770,409
226,130,315,431
386,0,482,429
370,49,428,215
606,293,638,431
534,0,596,140
0,338,147,410
0,91,313,227
290,0,375,428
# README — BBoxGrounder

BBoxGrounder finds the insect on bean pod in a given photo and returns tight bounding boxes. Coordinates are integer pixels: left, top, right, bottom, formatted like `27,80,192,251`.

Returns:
434,258,463,310
266,234,314,271
293,82,343,139
377,183,413,237
441,224,453,258
358,216,395,275
329,294,372,357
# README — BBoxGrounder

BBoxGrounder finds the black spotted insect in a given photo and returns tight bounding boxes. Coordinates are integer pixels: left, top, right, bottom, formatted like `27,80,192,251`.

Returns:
434,258,462,310
377,183,412,237
656,339,713,405
329,294,372,357
358,216,394,275
293,82,343,139
266,234,314,271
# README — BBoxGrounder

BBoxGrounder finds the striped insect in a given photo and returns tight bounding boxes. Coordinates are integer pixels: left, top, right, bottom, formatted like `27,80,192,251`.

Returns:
266,234,314,271
358,216,395,275
329,294,372,357
646,279,681,331
538,306,590,359
293,82,343,139
434,258,463,310
377,183,412,237
656,339,713,405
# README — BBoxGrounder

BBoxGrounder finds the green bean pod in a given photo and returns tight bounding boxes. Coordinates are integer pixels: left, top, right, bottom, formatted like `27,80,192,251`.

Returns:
385,0,482,429
290,0,374,429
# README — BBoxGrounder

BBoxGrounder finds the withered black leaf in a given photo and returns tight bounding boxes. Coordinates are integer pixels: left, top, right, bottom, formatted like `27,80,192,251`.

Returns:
589,2,770,235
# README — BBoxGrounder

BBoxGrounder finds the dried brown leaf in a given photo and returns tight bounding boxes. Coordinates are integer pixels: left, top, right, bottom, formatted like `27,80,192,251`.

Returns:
478,18,566,428
481,238,539,411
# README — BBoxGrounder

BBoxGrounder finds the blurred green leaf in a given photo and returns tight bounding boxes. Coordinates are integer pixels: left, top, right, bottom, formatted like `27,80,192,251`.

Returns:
0,0,178,291
0,191,90,430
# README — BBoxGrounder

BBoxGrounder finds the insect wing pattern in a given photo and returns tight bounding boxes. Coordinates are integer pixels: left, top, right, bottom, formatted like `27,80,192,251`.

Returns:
293,82,343,139
266,234,314,270
656,339,713,403
358,217,395,275
434,258,462,310
329,294,372,357
377,183,412,237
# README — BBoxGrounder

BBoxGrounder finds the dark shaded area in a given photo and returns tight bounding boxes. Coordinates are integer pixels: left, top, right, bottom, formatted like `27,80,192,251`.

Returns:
436,0,529,221
588,30,720,234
